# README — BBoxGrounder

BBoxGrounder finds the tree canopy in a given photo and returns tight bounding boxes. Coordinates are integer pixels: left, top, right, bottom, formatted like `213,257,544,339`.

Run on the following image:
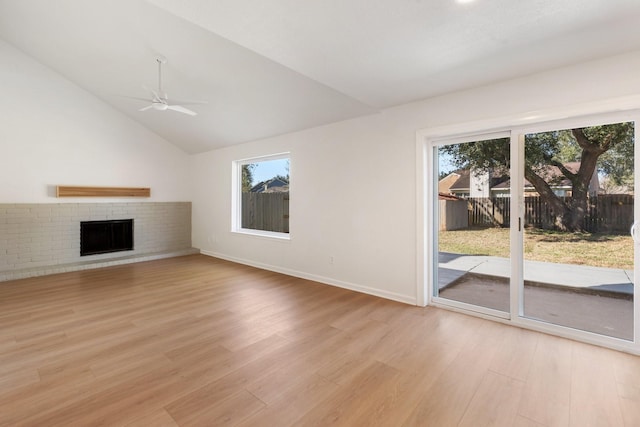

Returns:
241,164,255,192
440,121,634,231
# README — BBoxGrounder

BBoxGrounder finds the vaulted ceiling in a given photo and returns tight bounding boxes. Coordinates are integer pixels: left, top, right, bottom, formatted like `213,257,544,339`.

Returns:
2,0,640,153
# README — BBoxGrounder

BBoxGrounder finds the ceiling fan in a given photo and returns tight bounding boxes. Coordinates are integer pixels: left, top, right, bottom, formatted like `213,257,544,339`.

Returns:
130,57,206,116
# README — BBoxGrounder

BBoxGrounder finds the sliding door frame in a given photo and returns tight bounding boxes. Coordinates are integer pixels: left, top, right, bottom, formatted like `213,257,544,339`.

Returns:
417,105,640,354
428,131,512,320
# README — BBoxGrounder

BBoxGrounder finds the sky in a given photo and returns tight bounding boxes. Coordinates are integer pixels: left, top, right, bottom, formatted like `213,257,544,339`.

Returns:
251,158,289,184
438,150,457,175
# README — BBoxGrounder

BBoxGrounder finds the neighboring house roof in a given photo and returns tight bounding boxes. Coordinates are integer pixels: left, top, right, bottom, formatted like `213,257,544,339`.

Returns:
250,177,289,193
438,193,463,201
447,170,470,192
445,169,509,193
492,162,597,192
439,162,599,195
438,173,461,194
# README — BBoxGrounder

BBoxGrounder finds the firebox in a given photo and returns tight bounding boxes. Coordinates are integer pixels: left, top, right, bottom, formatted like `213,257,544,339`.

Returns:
80,219,133,256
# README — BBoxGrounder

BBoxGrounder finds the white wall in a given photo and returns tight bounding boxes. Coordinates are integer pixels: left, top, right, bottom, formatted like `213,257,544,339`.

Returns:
0,39,191,203
192,50,640,305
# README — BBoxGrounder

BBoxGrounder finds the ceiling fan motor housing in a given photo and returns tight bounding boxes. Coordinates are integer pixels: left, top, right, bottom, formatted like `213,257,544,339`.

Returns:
152,101,168,111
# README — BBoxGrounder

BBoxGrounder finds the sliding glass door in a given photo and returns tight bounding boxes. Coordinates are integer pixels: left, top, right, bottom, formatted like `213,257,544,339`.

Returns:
428,114,639,350
521,120,635,341
433,134,511,316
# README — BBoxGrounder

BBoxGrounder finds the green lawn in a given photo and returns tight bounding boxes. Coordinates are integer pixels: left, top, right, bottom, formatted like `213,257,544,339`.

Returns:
439,227,633,270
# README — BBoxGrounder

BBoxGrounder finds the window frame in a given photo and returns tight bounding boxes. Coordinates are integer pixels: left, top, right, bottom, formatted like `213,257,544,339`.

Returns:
231,152,291,240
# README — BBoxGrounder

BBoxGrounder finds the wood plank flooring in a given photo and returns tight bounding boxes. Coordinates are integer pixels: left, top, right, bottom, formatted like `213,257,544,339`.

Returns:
0,254,639,426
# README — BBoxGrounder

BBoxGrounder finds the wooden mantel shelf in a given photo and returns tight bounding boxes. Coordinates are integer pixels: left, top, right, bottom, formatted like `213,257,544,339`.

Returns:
56,186,151,198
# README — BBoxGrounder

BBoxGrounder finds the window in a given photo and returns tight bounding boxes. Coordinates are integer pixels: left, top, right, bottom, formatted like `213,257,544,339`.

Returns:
232,153,290,238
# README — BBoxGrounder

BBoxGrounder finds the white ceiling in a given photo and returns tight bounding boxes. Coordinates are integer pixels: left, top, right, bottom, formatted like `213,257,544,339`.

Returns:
2,0,640,153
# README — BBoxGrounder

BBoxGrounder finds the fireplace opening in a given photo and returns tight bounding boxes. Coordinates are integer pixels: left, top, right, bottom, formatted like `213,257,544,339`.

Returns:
80,219,134,256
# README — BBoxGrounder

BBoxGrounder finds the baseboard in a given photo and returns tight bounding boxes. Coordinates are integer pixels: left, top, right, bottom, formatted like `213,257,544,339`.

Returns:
200,250,417,305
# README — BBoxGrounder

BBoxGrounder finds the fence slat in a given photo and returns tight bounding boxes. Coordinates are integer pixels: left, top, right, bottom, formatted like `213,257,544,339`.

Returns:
242,192,290,233
465,195,633,232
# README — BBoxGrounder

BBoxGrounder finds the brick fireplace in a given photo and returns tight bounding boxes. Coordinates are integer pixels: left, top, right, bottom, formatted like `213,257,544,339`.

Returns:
0,202,195,281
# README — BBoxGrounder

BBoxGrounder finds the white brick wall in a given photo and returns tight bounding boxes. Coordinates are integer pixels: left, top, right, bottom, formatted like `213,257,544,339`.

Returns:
0,202,193,280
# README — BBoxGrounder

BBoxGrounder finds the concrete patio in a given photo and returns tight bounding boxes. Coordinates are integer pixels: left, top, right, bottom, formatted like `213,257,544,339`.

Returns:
437,252,634,340
438,252,634,295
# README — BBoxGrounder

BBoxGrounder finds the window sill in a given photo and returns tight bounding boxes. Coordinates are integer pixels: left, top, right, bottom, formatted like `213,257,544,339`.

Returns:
232,228,291,241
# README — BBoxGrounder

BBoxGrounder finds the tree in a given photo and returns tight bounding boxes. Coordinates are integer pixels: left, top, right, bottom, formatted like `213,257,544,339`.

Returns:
241,164,256,192
273,159,290,185
440,122,634,231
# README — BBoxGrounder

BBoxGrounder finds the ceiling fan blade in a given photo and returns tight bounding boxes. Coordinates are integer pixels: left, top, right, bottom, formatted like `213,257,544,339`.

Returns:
139,105,154,112
123,95,153,103
167,105,197,116
169,98,208,106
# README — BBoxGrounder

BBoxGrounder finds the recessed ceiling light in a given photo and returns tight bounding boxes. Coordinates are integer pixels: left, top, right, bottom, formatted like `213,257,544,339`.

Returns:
456,0,476,4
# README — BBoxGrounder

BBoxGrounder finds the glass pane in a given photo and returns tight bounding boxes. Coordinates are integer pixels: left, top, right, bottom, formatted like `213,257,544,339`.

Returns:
522,121,634,340
241,158,290,233
436,137,510,313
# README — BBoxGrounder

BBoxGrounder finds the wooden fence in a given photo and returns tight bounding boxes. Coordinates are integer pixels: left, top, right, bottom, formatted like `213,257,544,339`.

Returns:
439,200,469,231
467,194,633,232
242,192,290,233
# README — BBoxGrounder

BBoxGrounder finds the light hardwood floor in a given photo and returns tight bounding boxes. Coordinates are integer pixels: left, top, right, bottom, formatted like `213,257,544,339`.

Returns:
0,254,639,426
